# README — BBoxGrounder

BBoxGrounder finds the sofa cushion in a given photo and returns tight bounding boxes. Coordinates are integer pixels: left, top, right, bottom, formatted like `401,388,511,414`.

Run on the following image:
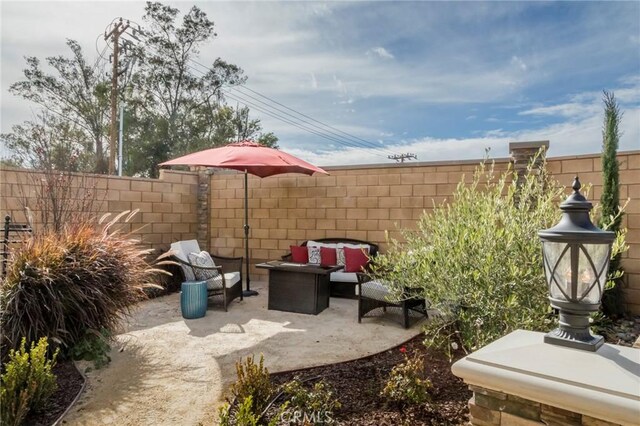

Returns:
290,245,309,263
308,246,321,265
337,243,371,266
307,240,338,249
330,271,359,283
320,247,337,266
344,247,370,272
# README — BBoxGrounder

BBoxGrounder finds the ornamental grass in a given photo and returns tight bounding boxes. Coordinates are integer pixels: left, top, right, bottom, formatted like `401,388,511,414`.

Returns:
0,211,168,357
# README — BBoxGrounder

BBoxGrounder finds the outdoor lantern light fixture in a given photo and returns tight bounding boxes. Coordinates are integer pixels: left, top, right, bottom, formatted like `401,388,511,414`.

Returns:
538,176,615,351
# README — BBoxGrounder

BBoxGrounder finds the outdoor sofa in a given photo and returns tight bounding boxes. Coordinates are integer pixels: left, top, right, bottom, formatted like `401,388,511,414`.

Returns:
282,238,379,298
170,240,243,311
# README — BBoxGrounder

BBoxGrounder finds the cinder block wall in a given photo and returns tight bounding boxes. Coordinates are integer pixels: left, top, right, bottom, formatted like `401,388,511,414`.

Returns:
209,150,640,314
0,167,199,251
209,158,513,279
2,150,637,312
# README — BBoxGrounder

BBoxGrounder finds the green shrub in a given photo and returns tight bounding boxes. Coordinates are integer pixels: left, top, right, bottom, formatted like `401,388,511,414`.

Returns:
0,337,58,426
280,378,341,425
0,211,166,357
229,354,274,417
381,348,431,405
599,91,625,317
372,157,564,354
218,396,285,426
69,328,112,369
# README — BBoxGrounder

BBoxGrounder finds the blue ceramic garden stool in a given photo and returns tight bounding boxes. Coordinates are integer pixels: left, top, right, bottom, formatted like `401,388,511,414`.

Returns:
181,280,208,319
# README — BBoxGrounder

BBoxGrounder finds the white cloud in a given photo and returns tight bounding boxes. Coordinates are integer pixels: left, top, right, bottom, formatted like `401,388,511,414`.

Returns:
1,1,638,167
510,56,527,71
284,105,639,167
367,47,394,60
519,103,601,119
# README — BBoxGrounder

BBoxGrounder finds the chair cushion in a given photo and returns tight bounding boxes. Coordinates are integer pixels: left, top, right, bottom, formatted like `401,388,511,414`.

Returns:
361,280,392,302
336,243,371,266
290,245,309,263
344,247,370,272
207,271,241,290
330,271,359,283
320,247,337,266
171,240,202,281
188,251,219,281
171,240,201,262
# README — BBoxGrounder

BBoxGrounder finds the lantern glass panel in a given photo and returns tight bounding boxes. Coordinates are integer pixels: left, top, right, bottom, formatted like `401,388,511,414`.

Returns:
577,243,610,304
542,241,571,301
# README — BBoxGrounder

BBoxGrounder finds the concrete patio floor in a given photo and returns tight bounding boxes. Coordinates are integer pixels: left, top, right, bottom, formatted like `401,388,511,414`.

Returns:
63,281,425,425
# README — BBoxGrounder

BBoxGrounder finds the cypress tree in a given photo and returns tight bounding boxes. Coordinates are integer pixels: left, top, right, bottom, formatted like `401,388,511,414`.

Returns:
599,90,624,317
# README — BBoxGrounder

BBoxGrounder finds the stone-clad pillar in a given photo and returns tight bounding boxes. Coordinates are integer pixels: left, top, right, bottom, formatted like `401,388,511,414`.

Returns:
452,330,638,426
509,141,549,189
196,168,212,252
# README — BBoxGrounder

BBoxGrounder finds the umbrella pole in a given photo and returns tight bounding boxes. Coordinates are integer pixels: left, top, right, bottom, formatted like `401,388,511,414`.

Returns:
243,170,258,297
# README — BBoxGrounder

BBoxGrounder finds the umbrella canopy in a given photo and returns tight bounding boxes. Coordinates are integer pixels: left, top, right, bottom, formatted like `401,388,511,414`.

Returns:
159,140,328,297
159,140,327,178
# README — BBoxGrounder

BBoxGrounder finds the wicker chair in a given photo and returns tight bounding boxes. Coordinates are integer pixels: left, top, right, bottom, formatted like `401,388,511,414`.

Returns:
170,240,243,311
356,271,428,329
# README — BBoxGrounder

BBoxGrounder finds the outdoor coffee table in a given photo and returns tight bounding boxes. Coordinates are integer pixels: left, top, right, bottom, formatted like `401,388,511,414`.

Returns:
256,261,343,315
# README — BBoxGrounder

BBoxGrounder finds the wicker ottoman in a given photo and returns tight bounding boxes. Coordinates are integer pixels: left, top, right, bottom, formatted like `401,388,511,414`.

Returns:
181,280,208,319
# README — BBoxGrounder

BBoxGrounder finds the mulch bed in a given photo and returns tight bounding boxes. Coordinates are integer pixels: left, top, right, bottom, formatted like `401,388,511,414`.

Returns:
31,316,639,425
24,361,84,426
269,333,471,425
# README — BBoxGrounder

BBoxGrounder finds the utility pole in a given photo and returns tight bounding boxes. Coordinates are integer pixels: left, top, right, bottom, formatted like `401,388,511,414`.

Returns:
118,103,124,176
388,153,418,163
105,18,130,175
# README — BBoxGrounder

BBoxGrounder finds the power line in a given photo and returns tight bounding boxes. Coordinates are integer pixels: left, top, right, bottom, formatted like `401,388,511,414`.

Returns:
124,36,392,157
234,85,388,151
177,58,391,158
226,85,395,155
91,35,110,75
184,56,396,155
178,59,395,157
222,89,389,159
117,21,410,161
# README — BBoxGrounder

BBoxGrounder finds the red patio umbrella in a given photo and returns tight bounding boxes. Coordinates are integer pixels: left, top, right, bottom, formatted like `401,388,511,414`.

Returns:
159,140,329,296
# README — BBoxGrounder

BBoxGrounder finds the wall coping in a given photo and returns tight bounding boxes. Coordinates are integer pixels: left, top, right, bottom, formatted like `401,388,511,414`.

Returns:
0,165,198,184
451,330,640,425
321,157,512,171
4,150,637,177
543,149,639,162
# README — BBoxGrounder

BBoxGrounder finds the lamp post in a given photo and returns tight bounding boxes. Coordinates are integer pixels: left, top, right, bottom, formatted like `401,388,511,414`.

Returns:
538,177,615,351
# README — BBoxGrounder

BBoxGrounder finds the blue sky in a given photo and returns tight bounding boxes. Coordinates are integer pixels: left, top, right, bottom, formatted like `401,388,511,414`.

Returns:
1,1,639,166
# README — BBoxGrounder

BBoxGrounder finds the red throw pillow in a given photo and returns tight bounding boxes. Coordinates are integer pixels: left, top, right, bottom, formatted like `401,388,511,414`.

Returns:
344,247,370,272
290,245,309,263
320,247,337,267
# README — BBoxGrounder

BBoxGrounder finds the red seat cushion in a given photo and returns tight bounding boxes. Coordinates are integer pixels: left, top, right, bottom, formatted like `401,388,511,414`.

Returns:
344,247,370,272
320,247,337,267
290,245,309,263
